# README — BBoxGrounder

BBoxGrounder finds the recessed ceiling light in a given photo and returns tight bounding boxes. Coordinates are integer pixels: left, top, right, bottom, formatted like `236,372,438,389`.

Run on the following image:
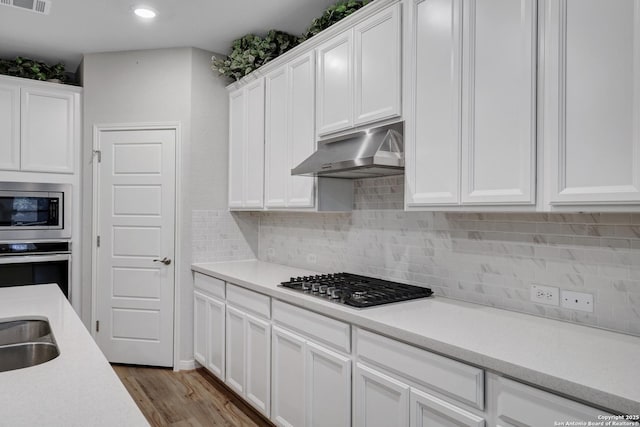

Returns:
134,7,157,19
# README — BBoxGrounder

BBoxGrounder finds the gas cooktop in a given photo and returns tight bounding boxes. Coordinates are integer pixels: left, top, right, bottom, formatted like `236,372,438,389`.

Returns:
279,273,433,308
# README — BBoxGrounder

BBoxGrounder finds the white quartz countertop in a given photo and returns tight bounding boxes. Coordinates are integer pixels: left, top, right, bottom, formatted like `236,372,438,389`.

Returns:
192,260,640,414
0,284,149,427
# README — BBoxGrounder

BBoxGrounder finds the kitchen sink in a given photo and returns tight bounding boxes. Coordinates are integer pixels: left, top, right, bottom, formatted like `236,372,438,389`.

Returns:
0,320,53,346
0,343,60,372
0,319,59,372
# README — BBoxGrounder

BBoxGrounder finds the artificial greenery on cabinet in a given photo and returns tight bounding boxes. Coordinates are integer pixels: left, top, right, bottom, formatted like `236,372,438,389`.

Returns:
212,0,373,81
0,57,68,83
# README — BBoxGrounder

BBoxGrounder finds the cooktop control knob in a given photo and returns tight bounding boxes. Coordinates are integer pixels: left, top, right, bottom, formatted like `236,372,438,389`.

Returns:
318,285,328,294
311,283,321,292
301,282,312,291
329,288,342,299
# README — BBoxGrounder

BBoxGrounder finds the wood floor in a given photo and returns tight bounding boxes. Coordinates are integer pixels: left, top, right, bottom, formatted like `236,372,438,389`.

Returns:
113,365,274,427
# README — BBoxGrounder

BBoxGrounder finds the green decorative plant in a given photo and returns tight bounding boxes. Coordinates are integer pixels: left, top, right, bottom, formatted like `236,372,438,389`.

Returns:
211,30,300,81
301,0,372,41
0,57,67,82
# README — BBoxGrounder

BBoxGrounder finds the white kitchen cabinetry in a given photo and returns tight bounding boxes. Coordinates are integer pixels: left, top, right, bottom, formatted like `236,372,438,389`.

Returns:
543,0,640,206
271,301,351,427
406,0,536,208
354,328,486,426
228,79,265,209
0,77,79,174
355,363,410,427
317,2,402,136
488,374,606,425
225,284,271,417
0,83,20,171
265,52,316,209
193,274,226,380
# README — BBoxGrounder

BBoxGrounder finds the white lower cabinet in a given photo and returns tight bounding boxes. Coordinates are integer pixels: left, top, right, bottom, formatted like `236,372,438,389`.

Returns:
410,388,485,427
225,304,271,417
354,363,410,427
271,326,351,427
193,290,225,379
489,374,607,426
271,300,352,427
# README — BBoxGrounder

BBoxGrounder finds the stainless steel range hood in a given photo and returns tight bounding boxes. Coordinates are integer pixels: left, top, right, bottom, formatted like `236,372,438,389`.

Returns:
291,122,404,179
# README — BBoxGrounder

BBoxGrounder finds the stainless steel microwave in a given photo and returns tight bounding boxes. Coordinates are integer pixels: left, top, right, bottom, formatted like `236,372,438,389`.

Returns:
0,182,71,240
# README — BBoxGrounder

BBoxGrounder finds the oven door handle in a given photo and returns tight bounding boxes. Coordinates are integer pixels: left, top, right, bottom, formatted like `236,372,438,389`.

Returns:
0,254,71,265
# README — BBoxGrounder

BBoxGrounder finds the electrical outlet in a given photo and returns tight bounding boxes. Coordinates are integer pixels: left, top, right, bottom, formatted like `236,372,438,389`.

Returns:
530,284,559,306
560,290,594,312
266,247,275,257
306,253,317,264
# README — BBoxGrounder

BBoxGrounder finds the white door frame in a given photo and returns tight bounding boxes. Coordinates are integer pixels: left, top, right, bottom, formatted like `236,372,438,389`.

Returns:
91,122,182,370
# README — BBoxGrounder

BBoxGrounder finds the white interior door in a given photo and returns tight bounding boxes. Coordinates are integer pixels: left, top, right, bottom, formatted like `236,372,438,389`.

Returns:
95,128,176,367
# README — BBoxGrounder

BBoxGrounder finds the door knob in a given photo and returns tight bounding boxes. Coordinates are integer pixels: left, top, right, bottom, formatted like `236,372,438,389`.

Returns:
153,257,172,265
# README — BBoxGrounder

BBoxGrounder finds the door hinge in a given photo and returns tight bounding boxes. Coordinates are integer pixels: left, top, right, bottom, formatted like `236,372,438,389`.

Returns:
93,150,102,163
96,320,100,332
97,235,100,247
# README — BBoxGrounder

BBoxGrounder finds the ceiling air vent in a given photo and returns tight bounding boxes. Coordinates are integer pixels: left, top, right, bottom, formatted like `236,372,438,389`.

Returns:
0,0,51,15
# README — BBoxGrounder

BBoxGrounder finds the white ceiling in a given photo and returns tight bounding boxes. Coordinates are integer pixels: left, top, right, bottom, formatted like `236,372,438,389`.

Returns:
0,0,335,72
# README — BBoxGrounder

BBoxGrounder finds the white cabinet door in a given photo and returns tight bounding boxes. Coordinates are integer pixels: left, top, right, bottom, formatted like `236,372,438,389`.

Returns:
225,305,246,395
193,291,208,366
271,326,306,427
206,296,225,379
407,0,462,206
354,3,402,126
461,0,536,205
306,341,351,427
228,88,245,208
21,87,75,173
410,388,485,427
244,79,265,208
265,68,289,208
317,31,354,136
245,313,271,417
544,0,640,205
355,363,410,427
287,52,316,208
0,83,20,171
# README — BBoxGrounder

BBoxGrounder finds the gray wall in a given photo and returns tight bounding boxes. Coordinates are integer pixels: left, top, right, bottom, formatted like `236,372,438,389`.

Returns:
81,47,229,364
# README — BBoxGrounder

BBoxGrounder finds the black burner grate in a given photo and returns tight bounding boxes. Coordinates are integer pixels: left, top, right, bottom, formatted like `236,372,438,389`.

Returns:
279,273,433,308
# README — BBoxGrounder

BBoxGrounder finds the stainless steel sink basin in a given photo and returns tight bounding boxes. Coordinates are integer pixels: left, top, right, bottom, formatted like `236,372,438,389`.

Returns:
0,342,60,372
0,320,52,346
0,319,59,372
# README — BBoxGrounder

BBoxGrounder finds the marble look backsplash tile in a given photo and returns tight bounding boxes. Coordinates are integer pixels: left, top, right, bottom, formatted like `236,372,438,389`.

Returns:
192,210,258,263
256,178,640,336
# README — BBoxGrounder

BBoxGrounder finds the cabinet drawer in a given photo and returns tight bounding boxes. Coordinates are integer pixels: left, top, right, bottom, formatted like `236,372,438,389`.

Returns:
491,375,607,425
355,328,484,410
272,300,351,353
194,272,225,300
226,283,270,319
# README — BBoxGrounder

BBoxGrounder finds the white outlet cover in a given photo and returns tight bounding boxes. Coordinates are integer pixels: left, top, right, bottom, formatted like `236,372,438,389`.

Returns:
560,290,594,312
530,284,559,306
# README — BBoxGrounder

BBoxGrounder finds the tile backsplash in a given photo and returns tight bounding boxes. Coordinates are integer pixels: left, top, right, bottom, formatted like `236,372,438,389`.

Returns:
193,177,640,337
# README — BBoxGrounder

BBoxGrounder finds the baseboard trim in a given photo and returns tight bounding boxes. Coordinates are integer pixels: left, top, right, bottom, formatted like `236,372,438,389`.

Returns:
175,359,197,371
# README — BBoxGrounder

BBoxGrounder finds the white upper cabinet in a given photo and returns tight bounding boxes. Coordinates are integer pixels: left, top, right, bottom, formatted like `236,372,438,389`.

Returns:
317,2,402,137
265,52,316,210
0,78,79,174
406,0,462,206
228,80,265,209
265,68,289,208
228,88,245,209
407,0,536,208
21,87,76,174
543,0,640,206
461,0,537,205
317,31,354,136
354,3,402,126
287,53,316,208
0,83,20,171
